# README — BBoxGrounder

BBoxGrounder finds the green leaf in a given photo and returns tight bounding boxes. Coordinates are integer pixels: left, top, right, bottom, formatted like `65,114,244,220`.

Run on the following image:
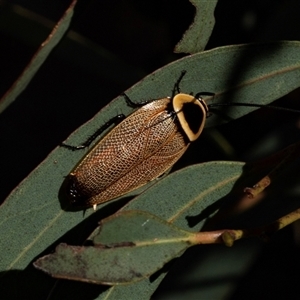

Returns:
57,41,300,149
174,0,218,53
50,141,300,298
120,161,244,229
0,0,77,113
45,161,244,298
34,211,196,284
2,41,300,299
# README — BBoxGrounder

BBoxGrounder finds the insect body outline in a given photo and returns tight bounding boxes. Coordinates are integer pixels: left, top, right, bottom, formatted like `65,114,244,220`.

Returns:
62,71,209,209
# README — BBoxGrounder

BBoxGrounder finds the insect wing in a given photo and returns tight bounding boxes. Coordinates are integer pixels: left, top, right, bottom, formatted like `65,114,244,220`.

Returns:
71,98,189,206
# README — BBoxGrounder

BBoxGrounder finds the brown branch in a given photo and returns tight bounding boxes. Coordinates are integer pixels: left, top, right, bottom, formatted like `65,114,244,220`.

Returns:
244,141,300,199
192,207,300,247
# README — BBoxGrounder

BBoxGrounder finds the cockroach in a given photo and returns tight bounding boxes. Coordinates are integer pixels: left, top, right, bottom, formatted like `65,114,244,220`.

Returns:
62,71,300,210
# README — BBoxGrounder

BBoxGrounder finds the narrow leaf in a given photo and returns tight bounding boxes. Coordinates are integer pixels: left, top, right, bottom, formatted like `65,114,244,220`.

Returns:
0,0,77,113
58,41,300,148
2,42,300,299
174,0,218,53
52,162,245,298
34,211,194,285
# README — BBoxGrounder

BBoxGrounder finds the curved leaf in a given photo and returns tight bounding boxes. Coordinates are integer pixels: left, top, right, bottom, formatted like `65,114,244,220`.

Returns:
58,41,300,149
2,41,300,299
36,205,300,285
174,0,218,53
120,161,244,229
49,161,244,297
52,139,300,297
34,211,195,285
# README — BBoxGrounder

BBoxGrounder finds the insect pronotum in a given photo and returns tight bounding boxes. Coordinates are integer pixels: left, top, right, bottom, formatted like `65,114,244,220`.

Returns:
62,71,300,210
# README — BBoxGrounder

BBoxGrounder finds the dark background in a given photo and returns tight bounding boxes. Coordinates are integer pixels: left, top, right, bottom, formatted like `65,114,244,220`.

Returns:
1,0,300,299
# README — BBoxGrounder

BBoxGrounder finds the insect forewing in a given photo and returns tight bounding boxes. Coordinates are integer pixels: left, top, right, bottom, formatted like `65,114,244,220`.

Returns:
71,98,189,206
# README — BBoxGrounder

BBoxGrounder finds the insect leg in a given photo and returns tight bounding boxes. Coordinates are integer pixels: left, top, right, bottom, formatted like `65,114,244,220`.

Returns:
123,70,189,107
61,114,126,151
171,70,187,99
121,92,161,108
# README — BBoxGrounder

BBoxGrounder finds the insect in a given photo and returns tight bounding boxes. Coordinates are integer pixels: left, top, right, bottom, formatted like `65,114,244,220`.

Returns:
62,71,300,210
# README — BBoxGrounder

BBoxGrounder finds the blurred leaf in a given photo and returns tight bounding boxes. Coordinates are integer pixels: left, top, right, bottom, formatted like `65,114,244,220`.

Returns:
174,0,218,53
0,3,144,88
0,0,77,113
218,141,300,221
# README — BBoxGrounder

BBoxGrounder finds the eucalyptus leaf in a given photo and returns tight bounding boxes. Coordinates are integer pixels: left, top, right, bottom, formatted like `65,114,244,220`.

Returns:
174,0,218,53
0,0,77,113
59,41,300,148
49,161,245,298
53,142,300,298
34,211,197,285
2,41,300,300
